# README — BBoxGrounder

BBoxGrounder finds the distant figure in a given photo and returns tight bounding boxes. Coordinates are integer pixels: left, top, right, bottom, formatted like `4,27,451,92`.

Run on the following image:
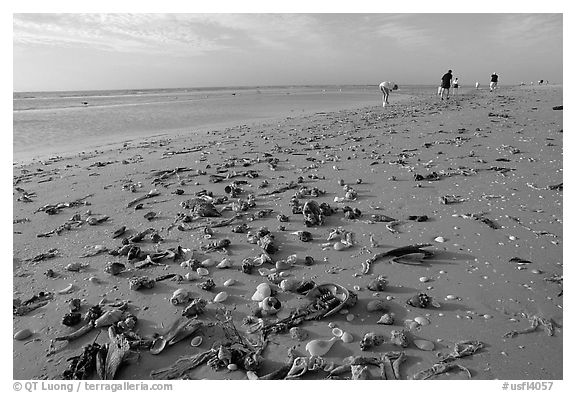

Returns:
490,72,498,91
475,82,480,89
379,81,398,107
440,70,453,100
538,79,544,85
452,78,459,96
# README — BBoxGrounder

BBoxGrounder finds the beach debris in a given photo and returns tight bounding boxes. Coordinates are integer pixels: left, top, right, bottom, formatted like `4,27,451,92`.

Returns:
509,257,532,265
285,357,309,379
367,275,388,291
95,309,124,328
413,362,471,380
341,331,353,343
127,189,160,208
25,248,59,263
62,342,103,379
362,243,433,274
58,284,75,295
408,215,429,222
170,289,192,306
305,336,338,357
198,278,216,291
104,261,126,275
214,291,228,303
36,194,93,215
14,328,33,341
303,200,324,226
128,276,155,291
190,336,203,347
503,315,556,338
452,212,499,229
182,298,208,317
414,172,441,181
377,313,395,325
86,215,110,226
201,238,231,252
101,326,132,380
62,312,83,326
390,329,410,348
13,292,53,316
370,214,396,222
439,195,466,204
360,332,385,351
79,245,109,258
343,206,362,220
406,293,439,309
150,318,203,355
259,296,282,315
439,340,484,362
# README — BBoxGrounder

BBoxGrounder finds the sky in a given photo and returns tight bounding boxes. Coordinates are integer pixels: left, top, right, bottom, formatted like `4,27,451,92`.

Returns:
13,13,563,92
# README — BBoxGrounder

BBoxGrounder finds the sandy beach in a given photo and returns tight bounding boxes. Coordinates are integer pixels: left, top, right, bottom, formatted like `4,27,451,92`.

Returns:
12,85,563,381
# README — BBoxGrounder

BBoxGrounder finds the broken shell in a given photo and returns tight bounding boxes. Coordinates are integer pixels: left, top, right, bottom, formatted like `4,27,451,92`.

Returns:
390,329,409,348
14,329,32,341
190,336,203,347
57,284,74,294
419,276,430,283
332,327,343,337
184,272,197,281
333,242,347,251
223,278,235,287
201,258,215,267
366,299,388,313
213,291,228,303
341,332,353,343
377,313,395,325
94,309,123,328
414,316,430,326
305,337,338,357
367,275,388,291
170,288,191,306
413,339,434,351
434,236,446,243
216,258,232,269
196,268,209,276
259,296,281,314
275,260,291,271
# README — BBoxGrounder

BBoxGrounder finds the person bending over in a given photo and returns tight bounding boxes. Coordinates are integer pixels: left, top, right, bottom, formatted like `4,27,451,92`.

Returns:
440,70,452,100
379,81,398,107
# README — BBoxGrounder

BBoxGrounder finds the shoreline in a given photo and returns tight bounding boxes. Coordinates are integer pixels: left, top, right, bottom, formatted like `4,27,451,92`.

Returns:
13,85,563,380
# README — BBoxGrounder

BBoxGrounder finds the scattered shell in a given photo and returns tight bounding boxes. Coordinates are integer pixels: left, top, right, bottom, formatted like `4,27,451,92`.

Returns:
259,296,281,314
275,260,291,271
366,299,388,313
223,278,235,286
251,283,272,301
14,329,32,341
190,336,203,347
216,258,233,269
367,275,388,291
201,259,215,267
333,242,347,251
419,276,430,283
434,236,446,243
196,268,209,276
227,364,238,371
483,314,493,319
445,294,458,300
341,332,353,343
57,284,74,294
290,327,308,341
280,278,300,292
94,309,123,328
346,314,355,322
377,314,394,325
390,329,409,348
332,328,343,337
214,291,228,303
184,272,197,281
414,316,430,326
413,339,434,351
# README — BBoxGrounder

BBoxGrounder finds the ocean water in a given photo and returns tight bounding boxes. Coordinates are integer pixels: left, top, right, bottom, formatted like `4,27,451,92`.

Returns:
13,85,430,162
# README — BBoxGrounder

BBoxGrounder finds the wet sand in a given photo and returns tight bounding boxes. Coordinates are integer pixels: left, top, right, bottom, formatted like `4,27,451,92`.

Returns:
12,85,563,380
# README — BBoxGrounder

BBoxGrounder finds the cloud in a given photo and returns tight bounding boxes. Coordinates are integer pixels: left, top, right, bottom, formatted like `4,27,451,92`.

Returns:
490,14,562,47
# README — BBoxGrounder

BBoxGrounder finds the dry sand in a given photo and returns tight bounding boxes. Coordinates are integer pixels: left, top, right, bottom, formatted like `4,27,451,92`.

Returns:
12,85,563,381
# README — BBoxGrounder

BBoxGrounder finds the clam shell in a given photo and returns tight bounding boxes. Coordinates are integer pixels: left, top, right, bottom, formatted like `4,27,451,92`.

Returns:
14,329,32,341
434,236,446,243
258,267,275,276
227,364,238,371
341,332,353,343
196,268,209,276
216,258,232,269
333,242,347,251
332,327,343,337
445,294,458,300
275,260,291,271
201,258,215,267
413,339,434,351
223,278,235,287
190,336,203,347
414,316,430,326
214,291,228,303
280,278,300,292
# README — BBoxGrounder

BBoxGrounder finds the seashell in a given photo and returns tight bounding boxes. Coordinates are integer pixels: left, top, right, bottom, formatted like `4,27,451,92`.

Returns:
366,299,388,313
414,316,430,326
201,258,215,267
367,275,388,291
413,339,434,351
259,296,281,315
286,357,309,379
377,313,394,325
304,256,315,266
332,327,343,337
333,242,347,251
390,329,409,348
360,332,385,350
170,288,191,305
94,309,123,328
445,294,458,300
196,267,209,276
434,236,446,243
346,314,355,322
407,293,433,308
419,276,429,283
184,272,197,281
305,336,338,357
104,261,125,275
216,258,232,269
88,276,99,283
227,363,238,371
213,291,228,303
275,260,291,271
258,267,275,276
280,278,300,292
290,327,309,341
57,284,74,294
405,320,420,330
341,332,353,343
190,336,203,347
14,328,32,341
223,278,235,287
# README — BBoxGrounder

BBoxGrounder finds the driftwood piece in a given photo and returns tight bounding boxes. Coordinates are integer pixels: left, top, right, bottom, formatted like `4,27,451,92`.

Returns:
127,189,160,208
362,243,433,274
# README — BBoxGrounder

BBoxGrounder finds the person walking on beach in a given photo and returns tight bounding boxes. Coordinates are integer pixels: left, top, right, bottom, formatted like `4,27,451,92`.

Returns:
490,72,498,91
452,78,459,96
475,81,480,89
379,81,398,107
440,70,452,100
